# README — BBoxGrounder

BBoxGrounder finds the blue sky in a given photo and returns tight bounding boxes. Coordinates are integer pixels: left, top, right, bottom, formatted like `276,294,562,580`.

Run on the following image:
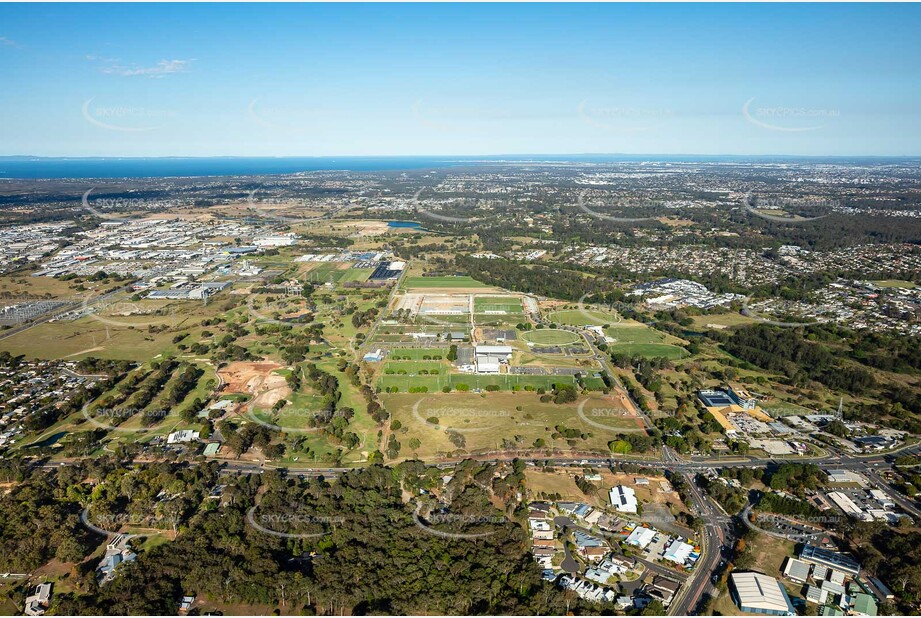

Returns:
1,3,919,157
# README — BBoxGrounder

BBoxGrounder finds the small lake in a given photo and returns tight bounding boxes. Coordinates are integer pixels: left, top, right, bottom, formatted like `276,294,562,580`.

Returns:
28,430,68,448
387,220,422,229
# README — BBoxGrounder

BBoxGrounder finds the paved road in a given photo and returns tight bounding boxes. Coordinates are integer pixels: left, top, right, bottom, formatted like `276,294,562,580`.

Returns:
636,556,689,582
862,466,921,520
38,440,920,479
668,472,731,616
560,544,580,574
552,516,584,573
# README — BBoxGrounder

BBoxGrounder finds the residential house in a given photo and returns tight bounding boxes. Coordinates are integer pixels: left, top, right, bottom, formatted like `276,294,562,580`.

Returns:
24,583,52,616
645,575,681,607
610,485,639,514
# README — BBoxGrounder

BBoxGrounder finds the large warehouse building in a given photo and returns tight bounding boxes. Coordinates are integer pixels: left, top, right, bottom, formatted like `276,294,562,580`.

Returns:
474,345,513,374
799,544,861,577
729,572,796,616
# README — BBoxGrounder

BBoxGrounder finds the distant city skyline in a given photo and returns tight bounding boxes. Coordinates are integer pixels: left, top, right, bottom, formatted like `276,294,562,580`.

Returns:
1,3,919,157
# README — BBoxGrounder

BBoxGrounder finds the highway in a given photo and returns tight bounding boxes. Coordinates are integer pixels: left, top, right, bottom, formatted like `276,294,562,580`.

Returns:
668,472,731,616
32,428,920,618
38,439,915,478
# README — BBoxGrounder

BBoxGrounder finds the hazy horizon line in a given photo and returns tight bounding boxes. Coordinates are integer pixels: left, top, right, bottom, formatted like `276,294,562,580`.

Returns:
3,153,920,160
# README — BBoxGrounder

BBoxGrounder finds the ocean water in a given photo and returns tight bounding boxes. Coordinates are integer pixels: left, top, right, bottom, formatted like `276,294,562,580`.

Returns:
0,154,903,180
0,156,467,179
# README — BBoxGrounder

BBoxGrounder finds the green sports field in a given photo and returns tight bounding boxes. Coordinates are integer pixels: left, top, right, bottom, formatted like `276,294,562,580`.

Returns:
402,276,489,289
382,361,445,375
474,296,524,314
377,372,574,393
545,308,620,326
605,320,688,360
384,348,448,360
340,268,374,282
522,329,583,345
302,262,348,282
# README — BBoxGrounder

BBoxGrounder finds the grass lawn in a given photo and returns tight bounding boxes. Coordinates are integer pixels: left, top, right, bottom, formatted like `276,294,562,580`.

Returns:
137,534,173,553
339,268,374,283
314,359,379,464
871,279,917,288
747,530,797,578
690,312,761,329
0,290,233,360
96,361,217,445
377,372,576,393
378,374,447,392
605,320,689,360
710,585,751,616
474,296,524,314
546,308,620,326
0,590,21,615
251,386,329,432
526,470,681,510
382,391,644,459
402,276,490,289
709,531,800,616
385,347,448,360
0,273,88,297
417,314,473,325
514,348,595,368
611,343,688,360
301,262,350,283
522,329,583,345
381,360,447,375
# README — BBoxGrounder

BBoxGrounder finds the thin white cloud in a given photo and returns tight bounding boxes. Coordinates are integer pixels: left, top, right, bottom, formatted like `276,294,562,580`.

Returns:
92,57,192,78
0,37,16,46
